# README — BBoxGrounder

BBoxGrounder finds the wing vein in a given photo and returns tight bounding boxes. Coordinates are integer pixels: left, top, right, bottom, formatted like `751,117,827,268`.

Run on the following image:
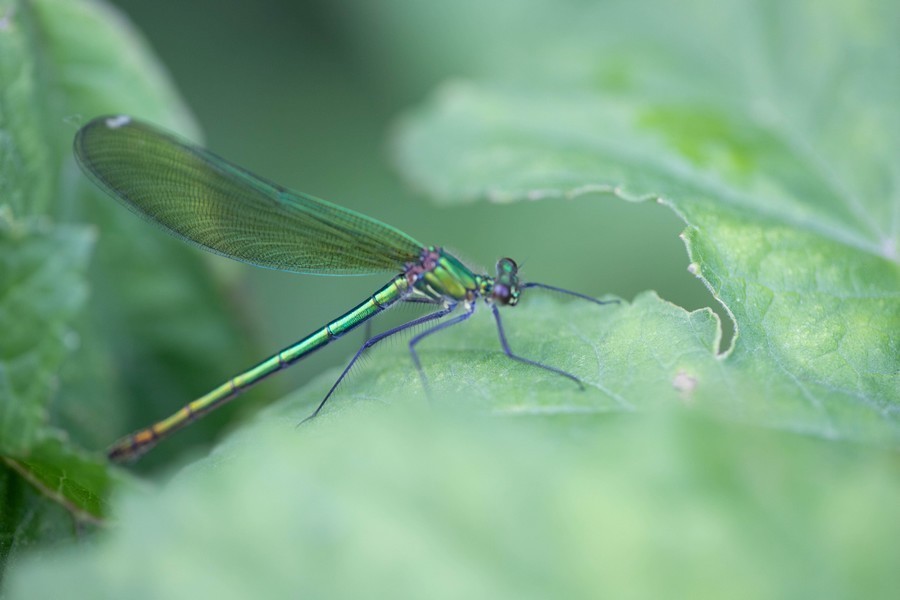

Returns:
73,116,424,275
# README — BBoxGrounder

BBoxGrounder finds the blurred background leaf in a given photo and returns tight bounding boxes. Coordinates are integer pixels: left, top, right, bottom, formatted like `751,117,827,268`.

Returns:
5,405,900,599
0,0,897,596
0,0,260,576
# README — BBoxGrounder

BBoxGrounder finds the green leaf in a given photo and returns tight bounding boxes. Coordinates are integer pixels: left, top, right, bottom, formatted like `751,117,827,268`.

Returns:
393,1,900,444
4,289,900,595
26,0,226,454
0,215,92,455
0,214,109,563
31,0,198,137
0,0,115,564
0,0,257,576
2,436,113,525
4,0,898,596
1,0,261,457
4,398,900,598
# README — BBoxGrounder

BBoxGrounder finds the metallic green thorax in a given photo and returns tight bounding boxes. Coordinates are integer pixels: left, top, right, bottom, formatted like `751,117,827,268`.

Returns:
405,248,521,307
409,247,483,303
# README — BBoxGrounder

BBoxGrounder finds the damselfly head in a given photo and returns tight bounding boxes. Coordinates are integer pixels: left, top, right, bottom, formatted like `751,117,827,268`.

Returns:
492,257,520,306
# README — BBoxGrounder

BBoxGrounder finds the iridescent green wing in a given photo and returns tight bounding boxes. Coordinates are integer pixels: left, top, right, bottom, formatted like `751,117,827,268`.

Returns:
74,116,424,274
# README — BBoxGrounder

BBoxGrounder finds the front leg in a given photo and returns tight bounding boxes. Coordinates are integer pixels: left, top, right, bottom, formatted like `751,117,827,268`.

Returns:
491,304,584,389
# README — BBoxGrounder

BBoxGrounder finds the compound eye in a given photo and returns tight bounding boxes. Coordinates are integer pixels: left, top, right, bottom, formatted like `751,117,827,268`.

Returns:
496,257,518,274
493,258,520,305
